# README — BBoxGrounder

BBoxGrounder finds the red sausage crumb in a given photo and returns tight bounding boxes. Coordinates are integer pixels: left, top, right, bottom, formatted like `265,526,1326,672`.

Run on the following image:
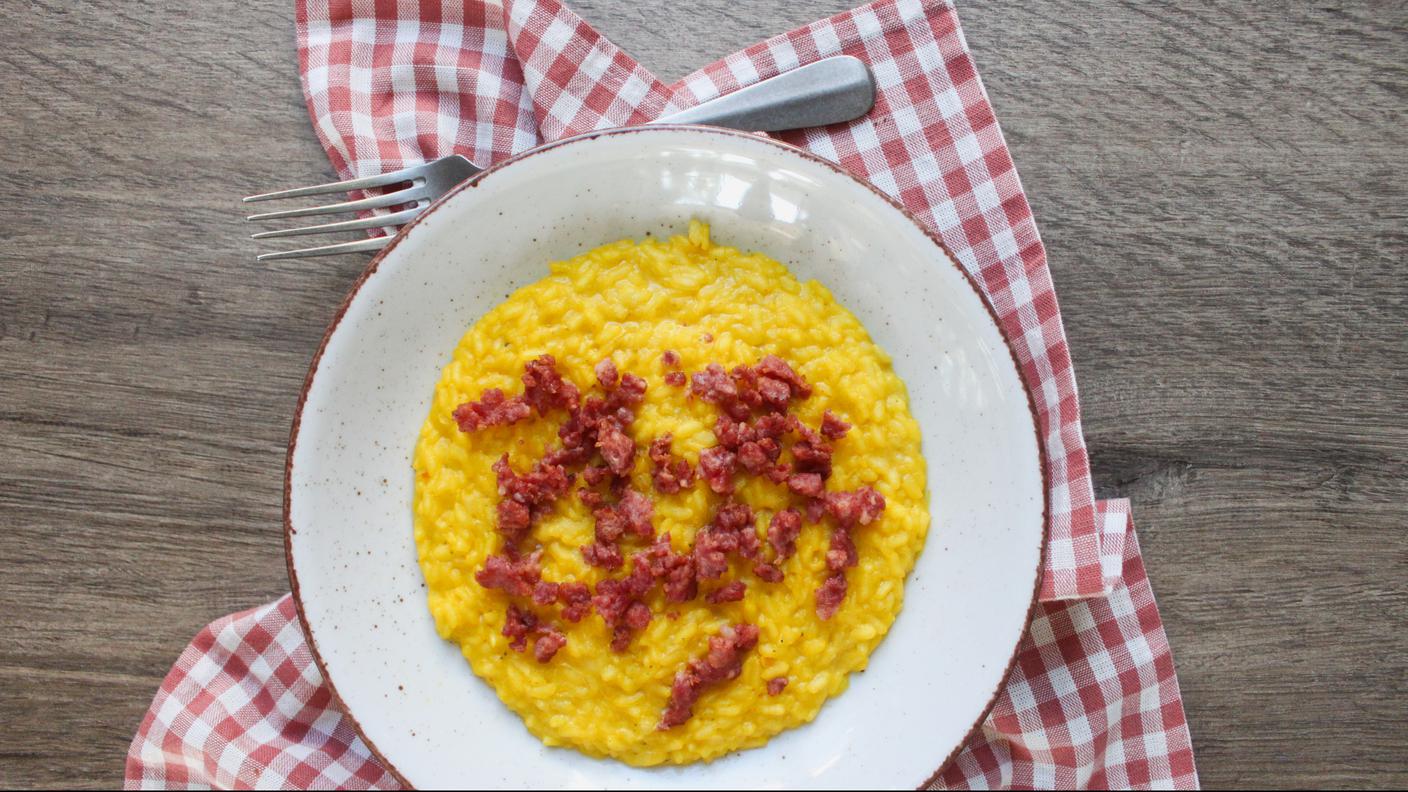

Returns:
616,489,655,538
706,580,747,604
593,505,627,543
766,508,803,561
698,446,737,494
755,354,812,400
592,542,672,652
521,354,581,416
452,388,532,432
661,544,700,603
716,501,762,559
648,434,697,494
616,373,648,404
594,358,620,389
494,455,572,506
591,578,639,651
503,604,568,662
502,603,537,651
625,600,652,632
713,415,753,450
755,375,792,410
826,525,858,572
690,363,738,404
692,530,733,580
729,364,761,412
577,487,606,510
547,360,646,479
594,495,648,543
820,409,851,440
556,582,592,622
581,541,624,570
495,499,531,546
790,437,833,479
579,465,610,487
531,580,559,606
767,676,789,696
595,422,635,476
753,561,784,583
661,350,681,368
612,603,652,652
492,454,572,546
664,370,687,387
584,487,656,569
658,623,760,730
475,551,542,598
630,533,697,603
755,412,789,439
533,625,567,663
786,471,825,498
824,486,886,528
815,573,848,620
693,501,760,580
764,462,792,484
736,439,778,474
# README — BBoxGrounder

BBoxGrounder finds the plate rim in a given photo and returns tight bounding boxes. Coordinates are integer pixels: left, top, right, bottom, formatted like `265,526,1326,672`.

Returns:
282,124,1050,790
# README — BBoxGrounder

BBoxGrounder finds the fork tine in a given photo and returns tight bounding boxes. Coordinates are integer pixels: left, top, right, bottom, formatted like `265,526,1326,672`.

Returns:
249,205,425,239
241,161,431,203
255,237,390,262
245,182,430,222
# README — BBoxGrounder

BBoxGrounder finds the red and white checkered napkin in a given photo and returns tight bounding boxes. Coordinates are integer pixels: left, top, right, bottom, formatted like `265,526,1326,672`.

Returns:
126,0,1197,787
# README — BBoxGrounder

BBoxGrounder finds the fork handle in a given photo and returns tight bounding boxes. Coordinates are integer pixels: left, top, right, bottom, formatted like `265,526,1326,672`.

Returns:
652,56,875,132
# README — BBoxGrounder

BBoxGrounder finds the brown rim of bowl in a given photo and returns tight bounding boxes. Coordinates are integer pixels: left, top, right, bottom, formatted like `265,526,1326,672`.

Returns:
283,123,1051,790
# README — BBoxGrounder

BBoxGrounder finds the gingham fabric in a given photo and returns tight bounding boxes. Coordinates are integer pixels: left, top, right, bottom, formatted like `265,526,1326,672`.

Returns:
126,0,1197,788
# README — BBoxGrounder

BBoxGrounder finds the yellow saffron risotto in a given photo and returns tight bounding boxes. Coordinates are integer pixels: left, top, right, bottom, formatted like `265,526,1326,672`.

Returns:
412,222,928,765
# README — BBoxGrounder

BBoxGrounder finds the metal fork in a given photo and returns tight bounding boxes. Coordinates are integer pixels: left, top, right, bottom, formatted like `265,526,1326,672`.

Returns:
244,56,875,261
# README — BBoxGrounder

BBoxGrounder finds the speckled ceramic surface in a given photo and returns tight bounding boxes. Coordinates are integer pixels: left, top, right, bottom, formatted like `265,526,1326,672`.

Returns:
285,126,1046,789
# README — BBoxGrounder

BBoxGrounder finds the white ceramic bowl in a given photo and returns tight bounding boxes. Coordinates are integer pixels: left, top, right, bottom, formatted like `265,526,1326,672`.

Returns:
285,126,1047,789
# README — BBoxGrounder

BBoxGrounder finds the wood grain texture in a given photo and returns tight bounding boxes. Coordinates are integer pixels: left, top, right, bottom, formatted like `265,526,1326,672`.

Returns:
0,0,1404,788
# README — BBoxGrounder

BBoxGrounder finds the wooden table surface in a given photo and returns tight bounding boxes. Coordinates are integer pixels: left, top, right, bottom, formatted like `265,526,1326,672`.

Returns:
2,1,1404,788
